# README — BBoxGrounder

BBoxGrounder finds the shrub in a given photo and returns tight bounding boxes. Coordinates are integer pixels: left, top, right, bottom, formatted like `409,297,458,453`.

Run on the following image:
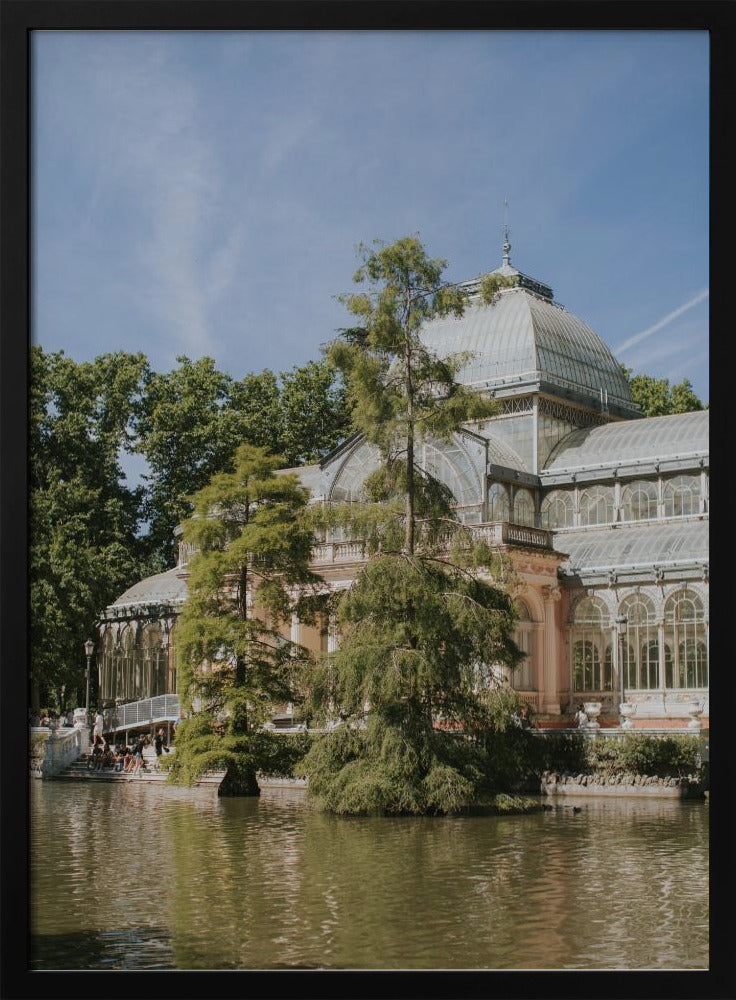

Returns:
537,732,702,779
257,732,316,778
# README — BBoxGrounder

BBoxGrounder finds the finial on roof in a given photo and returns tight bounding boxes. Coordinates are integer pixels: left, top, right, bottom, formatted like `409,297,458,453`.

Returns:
502,199,511,267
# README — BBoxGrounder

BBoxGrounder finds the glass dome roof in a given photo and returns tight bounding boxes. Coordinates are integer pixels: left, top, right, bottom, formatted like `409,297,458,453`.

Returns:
420,283,635,413
108,567,188,610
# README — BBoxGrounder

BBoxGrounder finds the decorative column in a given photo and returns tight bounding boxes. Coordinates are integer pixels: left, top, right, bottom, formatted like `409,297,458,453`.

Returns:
327,611,338,654
658,618,667,713
290,610,300,646
541,585,562,715
700,464,707,514
613,479,622,522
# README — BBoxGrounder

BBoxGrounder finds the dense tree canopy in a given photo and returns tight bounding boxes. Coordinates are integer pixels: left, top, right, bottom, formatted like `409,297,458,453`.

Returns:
169,444,321,795
134,356,348,569
30,347,149,710
29,349,348,711
622,368,704,417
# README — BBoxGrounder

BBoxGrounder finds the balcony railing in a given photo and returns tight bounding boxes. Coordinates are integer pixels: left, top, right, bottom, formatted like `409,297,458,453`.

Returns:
106,694,180,732
311,521,553,565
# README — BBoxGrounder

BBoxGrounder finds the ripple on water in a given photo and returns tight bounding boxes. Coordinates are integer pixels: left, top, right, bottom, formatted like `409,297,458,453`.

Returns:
30,783,708,970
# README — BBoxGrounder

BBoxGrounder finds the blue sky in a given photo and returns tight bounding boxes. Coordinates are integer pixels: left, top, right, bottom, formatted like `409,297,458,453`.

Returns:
33,30,709,403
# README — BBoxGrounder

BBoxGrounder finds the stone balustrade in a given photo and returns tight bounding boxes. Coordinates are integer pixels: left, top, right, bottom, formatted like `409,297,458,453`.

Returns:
310,521,553,566
30,723,90,779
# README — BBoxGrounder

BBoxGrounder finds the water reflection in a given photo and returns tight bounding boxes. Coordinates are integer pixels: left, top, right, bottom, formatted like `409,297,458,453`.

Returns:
30,783,708,970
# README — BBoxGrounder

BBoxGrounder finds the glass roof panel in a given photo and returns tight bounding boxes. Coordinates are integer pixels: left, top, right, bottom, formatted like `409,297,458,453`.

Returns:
544,411,708,472
555,520,708,572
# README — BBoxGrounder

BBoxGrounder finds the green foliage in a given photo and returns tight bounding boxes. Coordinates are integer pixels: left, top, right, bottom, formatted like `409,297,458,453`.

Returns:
135,356,350,568
256,732,316,778
279,360,351,466
586,734,701,778
300,555,525,814
298,719,480,815
300,236,525,815
173,444,321,794
478,272,515,303
536,732,588,775
308,553,520,726
329,236,497,554
621,367,704,417
30,347,150,710
134,357,282,569
539,732,702,778
488,793,541,815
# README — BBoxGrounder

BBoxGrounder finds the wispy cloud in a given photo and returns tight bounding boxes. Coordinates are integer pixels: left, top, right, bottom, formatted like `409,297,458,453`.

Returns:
614,289,709,354
37,34,248,362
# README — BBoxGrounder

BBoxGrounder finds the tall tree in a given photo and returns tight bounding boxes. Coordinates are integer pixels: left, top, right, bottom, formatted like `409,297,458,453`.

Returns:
30,347,148,710
170,444,321,796
301,238,522,815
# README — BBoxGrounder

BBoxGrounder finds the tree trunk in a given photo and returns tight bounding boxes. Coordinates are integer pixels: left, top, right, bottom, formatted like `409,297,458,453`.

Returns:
217,762,260,797
404,329,415,556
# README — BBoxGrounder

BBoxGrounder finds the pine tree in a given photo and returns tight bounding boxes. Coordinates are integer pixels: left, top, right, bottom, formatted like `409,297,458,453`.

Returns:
301,238,523,814
169,444,321,796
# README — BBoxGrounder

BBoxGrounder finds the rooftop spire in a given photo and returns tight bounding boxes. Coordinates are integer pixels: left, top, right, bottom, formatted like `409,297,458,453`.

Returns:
502,199,511,267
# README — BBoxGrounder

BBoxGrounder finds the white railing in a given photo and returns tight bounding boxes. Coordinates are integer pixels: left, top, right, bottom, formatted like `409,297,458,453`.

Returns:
107,694,180,732
311,541,367,564
311,522,552,565
30,724,89,779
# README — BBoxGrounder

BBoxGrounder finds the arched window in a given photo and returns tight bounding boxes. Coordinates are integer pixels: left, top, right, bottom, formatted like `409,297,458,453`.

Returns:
619,593,658,690
620,481,658,522
119,626,135,702
513,489,535,527
166,624,177,695
579,487,614,526
330,439,381,502
664,590,707,689
663,476,700,518
540,490,574,529
572,597,612,691
512,600,536,690
142,623,167,698
101,628,115,703
487,482,510,521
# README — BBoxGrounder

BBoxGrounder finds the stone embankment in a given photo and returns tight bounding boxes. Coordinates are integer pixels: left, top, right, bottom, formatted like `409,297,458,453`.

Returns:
541,771,706,799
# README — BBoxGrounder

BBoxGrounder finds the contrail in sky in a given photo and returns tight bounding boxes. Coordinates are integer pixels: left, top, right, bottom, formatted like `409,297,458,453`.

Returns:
613,289,709,354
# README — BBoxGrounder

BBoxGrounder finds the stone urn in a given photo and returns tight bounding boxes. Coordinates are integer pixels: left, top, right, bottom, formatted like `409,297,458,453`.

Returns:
685,702,703,731
583,701,602,731
619,702,637,731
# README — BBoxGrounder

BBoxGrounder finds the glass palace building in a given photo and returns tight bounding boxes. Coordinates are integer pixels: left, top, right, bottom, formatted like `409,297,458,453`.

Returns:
98,247,708,731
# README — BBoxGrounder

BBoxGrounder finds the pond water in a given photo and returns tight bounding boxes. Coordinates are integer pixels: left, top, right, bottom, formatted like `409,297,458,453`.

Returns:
30,781,708,970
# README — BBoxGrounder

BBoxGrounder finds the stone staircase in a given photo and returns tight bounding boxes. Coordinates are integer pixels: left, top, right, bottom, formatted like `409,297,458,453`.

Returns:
54,743,227,786
55,744,170,782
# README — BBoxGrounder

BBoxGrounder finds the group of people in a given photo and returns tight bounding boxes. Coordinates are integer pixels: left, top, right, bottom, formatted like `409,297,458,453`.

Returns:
87,728,170,773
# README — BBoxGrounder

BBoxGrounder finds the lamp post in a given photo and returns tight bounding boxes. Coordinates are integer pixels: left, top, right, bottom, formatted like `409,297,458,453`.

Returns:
84,638,94,724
